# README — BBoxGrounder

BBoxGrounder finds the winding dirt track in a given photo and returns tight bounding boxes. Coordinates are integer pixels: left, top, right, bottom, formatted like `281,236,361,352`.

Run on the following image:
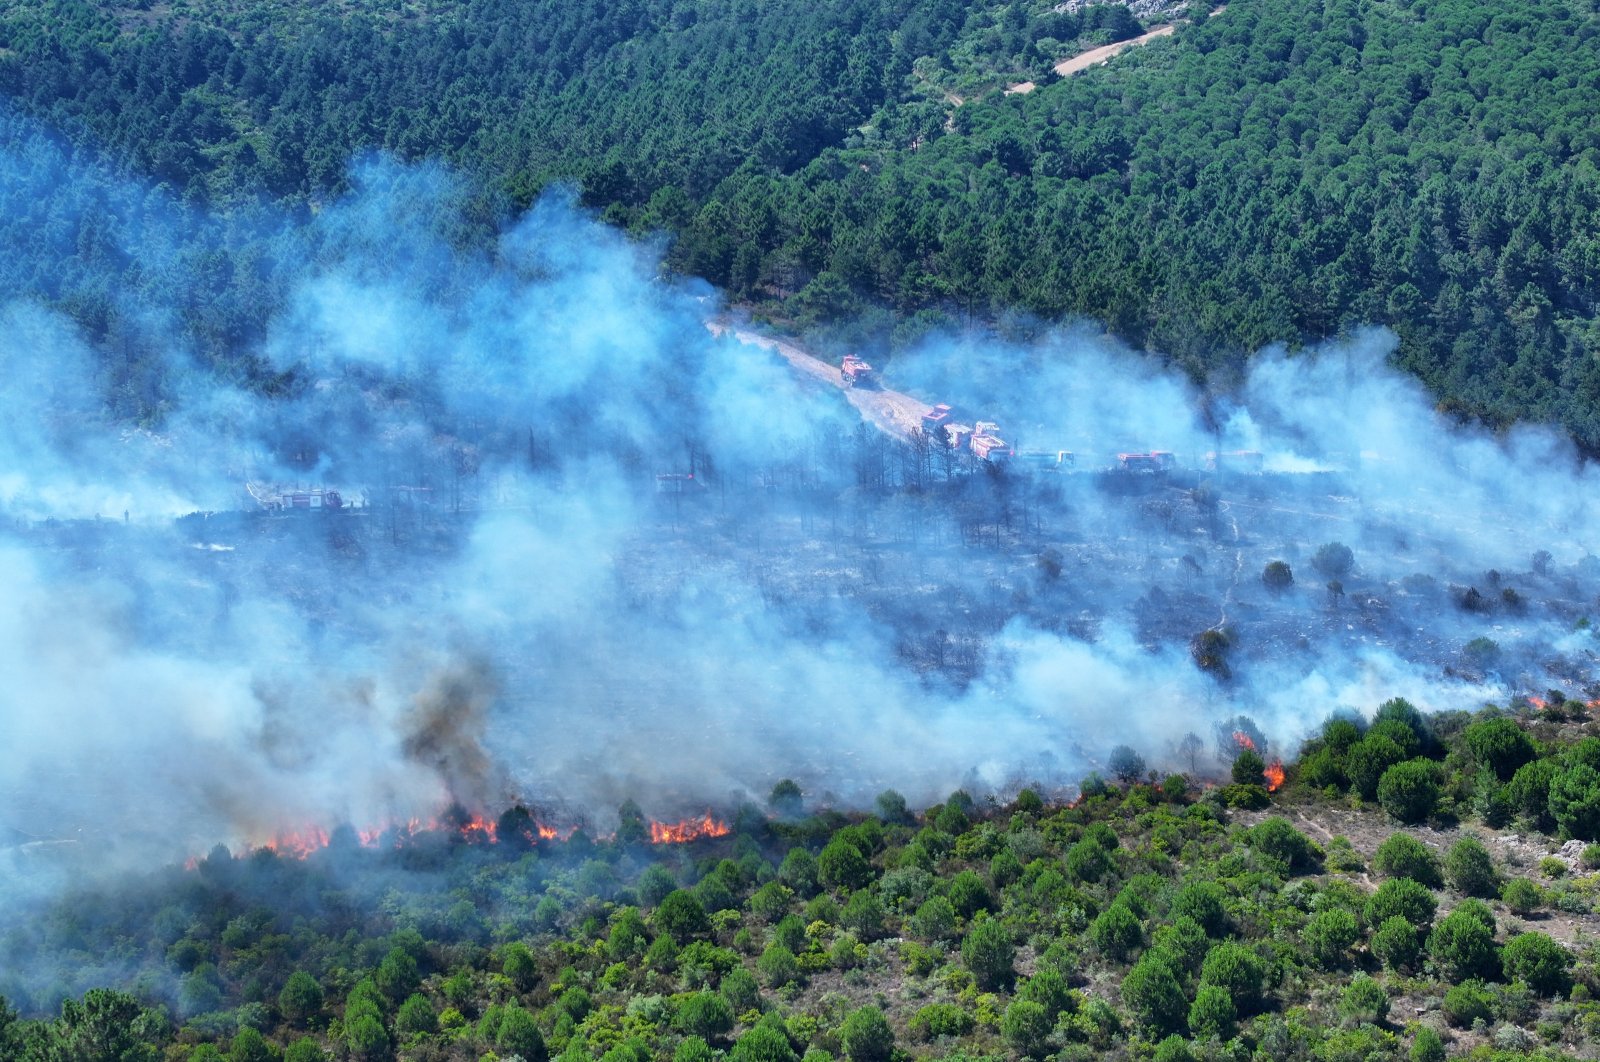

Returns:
1007,6,1225,94
708,320,931,440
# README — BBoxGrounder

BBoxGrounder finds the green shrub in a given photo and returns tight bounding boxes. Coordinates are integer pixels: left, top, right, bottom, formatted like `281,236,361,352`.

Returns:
1122,950,1187,1036
838,1005,893,1062
1444,837,1498,897
1338,975,1388,1025
1187,983,1235,1040
961,916,1015,991
1428,906,1500,981
1170,882,1228,937
1248,818,1320,872
1365,878,1437,927
1301,908,1359,969
1441,981,1493,1027
1373,834,1442,886
1370,916,1420,971
1089,903,1143,961
1001,999,1052,1058
908,1002,973,1040
1378,760,1441,823
1199,941,1265,1013
1501,932,1571,996
1502,877,1543,915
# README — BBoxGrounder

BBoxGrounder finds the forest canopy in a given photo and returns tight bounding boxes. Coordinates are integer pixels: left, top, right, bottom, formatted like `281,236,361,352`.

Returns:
1,0,1598,444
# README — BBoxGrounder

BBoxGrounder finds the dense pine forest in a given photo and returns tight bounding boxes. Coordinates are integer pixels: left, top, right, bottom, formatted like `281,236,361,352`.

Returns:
2,0,1599,444
9,703,1600,1060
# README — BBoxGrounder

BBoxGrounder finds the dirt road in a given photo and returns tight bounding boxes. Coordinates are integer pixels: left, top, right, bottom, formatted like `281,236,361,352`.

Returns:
707,320,931,440
1007,7,1223,94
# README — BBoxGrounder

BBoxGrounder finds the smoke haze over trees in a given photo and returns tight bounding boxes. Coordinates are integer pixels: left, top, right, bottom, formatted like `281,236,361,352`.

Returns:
3,0,1599,445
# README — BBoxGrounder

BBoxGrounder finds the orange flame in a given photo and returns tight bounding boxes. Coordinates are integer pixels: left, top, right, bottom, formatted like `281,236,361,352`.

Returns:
1529,697,1548,710
192,803,731,869
263,826,331,859
1232,731,1257,752
456,814,498,844
1264,761,1286,792
648,812,731,844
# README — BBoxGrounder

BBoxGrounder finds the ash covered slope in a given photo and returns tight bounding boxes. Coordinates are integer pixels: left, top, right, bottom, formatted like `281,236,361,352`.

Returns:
1,122,1600,888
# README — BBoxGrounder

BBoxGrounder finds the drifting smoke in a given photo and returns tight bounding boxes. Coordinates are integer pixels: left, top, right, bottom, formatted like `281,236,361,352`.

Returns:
1,108,1599,908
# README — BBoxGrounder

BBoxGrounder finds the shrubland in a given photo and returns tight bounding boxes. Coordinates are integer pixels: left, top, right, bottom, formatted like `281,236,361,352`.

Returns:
8,698,1600,1059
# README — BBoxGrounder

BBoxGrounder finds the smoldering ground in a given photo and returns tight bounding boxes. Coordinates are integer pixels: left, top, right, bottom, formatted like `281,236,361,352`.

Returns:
2,122,1600,909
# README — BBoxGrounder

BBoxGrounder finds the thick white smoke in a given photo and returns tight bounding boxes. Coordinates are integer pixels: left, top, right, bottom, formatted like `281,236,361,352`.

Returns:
0,142,1596,893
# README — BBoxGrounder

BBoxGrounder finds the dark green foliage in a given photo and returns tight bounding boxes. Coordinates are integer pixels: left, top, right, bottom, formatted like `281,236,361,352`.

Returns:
1441,981,1494,1028
1301,908,1358,969
1064,838,1113,882
1377,760,1441,823
1347,736,1406,801
720,967,759,1014
1428,905,1500,981
502,940,539,991
1187,983,1235,1040
496,1006,547,1061
908,1003,973,1040
1549,764,1600,839
1464,718,1537,781
639,865,680,907
730,1025,799,1062
278,971,323,1027
757,944,800,988
1411,1027,1445,1062
777,849,819,897
345,1012,388,1060
1366,878,1437,927
655,890,711,943
1122,950,1187,1036
1090,903,1142,960
608,907,650,960
1001,999,1051,1057
769,780,804,819
1199,942,1266,1013
1502,877,1543,915
933,802,970,835
229,1028,274,1062
1261,560,1293,592
819,838,872,892
1170,882,1228,936
909,895,958,942
677,992,735,1038
838,1005,894,1062
960,916,1014,991
840,889,885,940
1507,759,1559,830
285,1040,327,1062
1338,975,1388,1026
1248,817,1319,872
1231,749,1267,787
771,915,807,954
1501,931,1571,995
945,870,992,918
1154,1035,1197,1062
395,992,437,1036
1017,968,1071,1023
374,946,420,1002
677,1038,718,1062
1373,834,1442,886
1151,917,1209,975
1108,745,1146,784
1370,916,1420,971
1444,837,1498,897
